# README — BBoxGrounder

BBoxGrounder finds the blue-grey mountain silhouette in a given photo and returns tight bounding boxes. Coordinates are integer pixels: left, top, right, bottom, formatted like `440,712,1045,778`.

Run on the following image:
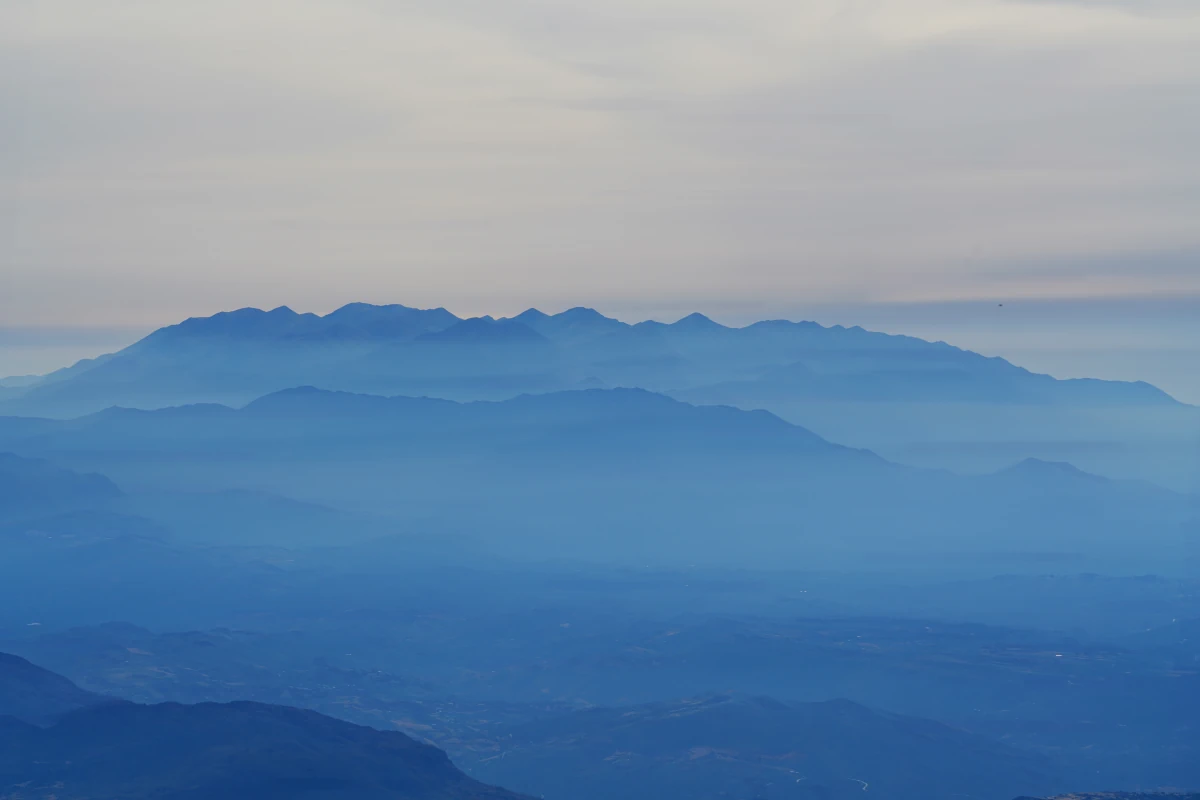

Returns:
0,653,530,799
0,388,1190,573
4,303,1189,489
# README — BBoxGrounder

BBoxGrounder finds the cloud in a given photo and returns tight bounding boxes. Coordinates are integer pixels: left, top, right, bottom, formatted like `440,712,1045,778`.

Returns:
2,0,1199,325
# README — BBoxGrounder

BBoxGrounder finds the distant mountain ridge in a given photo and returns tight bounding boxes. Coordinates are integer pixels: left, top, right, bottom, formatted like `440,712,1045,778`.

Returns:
0,303,1180,420
3,387,859,462
0,387,1190,571
3,301,1193,491
143,303,462,343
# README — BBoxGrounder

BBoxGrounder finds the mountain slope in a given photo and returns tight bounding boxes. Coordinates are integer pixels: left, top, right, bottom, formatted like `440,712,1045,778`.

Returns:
0,652,109,725
0,654,530,800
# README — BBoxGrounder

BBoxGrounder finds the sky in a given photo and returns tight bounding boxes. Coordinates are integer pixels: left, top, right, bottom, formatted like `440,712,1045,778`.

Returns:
3,1,1199,394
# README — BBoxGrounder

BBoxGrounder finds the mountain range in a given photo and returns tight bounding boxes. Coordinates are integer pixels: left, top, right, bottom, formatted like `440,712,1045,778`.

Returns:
2,301,1194,800
4,302,1193,490
1,303,1179,414
0,387,1193,573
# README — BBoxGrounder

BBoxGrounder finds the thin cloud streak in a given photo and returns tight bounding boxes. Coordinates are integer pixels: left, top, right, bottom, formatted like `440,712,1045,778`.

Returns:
3,0,1199,326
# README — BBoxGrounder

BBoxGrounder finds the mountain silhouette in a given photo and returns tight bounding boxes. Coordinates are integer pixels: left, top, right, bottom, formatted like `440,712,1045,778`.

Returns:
0,653,530,799
513,306,627,342
0,452,121,521
0,652,111,725
668,311,729,333
0,303,1180,418
0,388,1189,570
147,304,460,344
323,302,460,339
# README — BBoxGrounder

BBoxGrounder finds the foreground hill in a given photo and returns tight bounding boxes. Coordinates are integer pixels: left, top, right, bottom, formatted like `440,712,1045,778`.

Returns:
0,652,108,725
0,388,1191,573
460,693,1059,800
0,652,529,800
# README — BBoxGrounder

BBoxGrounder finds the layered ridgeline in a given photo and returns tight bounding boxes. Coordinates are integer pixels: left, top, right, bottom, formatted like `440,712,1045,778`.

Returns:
0,389,1193,573
3,303,1177,413
1,303,1193,488
0,652,529,800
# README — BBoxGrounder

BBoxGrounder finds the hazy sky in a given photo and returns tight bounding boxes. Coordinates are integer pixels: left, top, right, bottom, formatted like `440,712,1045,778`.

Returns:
3,2,1200,356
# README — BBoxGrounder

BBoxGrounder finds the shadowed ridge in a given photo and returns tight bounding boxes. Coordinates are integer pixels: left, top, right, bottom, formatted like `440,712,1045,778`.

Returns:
238,384,830,437
0,651,111,726
486,388,862,463
0,655,534,799
502,386,825,430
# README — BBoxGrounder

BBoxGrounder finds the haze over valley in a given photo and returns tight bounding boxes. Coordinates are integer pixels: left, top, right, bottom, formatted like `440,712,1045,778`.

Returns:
5,0,1199,795
1,303,1197,799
